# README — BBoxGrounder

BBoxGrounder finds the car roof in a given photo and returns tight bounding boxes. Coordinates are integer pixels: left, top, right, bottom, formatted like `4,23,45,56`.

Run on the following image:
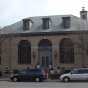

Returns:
74,68,88,70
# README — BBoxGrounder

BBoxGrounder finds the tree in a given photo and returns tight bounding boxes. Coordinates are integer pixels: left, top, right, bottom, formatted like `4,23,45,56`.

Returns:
71,23,88,67
0,27,20,69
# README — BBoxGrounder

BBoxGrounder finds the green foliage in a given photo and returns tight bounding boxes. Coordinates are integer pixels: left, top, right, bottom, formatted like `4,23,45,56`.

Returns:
13,69,19,74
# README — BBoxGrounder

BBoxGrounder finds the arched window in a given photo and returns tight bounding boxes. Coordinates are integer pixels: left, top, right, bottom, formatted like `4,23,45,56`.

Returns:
18,40,31,64
60,38,74,63
38,39,52,47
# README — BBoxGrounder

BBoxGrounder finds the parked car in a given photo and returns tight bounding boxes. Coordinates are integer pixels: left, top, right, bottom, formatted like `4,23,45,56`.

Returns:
60,68,88,82
10,68,47,82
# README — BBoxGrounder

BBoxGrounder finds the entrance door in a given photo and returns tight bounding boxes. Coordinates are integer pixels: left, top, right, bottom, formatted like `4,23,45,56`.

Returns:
39,51,51,68
42,55,49,67
38,39,52,68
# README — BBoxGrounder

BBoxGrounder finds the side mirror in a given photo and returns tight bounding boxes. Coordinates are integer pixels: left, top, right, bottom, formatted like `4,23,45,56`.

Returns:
70,72,72,74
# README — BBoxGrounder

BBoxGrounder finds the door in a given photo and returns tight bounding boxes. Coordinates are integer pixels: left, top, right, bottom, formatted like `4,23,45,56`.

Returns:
79,69,88,81
69,69,80,80
42,55,49,67
39,51,51,68
27,69,35,80
18,69,28,80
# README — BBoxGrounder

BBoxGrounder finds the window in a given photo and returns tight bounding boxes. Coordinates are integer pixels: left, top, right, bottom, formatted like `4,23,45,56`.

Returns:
19,69,27,74
62,17,71,28
82,15,86,19
23,20,29,30
23,19,33,30
34,69,43,74
60,38,74,63
43,20,49,29
29,69,35,74
71,70,79,74
42,18,51,29
18,40,31,64
28,69,43,74
42,56,45,66
24,21,29,30
38,39,52,47
79,69,88,74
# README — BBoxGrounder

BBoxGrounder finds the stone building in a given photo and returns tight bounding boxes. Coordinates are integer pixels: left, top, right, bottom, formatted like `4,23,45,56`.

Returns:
0,8,88,71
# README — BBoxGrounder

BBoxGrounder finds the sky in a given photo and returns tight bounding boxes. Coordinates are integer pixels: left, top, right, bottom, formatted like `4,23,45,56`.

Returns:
0,0,88,27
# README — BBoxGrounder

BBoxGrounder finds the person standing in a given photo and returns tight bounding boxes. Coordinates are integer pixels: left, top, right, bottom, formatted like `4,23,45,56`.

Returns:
44,68,49,78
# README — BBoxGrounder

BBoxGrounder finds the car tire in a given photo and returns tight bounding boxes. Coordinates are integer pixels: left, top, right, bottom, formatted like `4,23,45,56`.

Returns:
13,77,18,82
63,77,70,82
35,77,41,82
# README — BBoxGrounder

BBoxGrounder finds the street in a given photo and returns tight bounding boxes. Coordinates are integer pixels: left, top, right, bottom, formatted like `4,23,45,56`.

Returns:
0,81,88,88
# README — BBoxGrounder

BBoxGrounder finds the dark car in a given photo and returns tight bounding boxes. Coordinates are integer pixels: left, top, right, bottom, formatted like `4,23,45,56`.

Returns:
10,68,47,82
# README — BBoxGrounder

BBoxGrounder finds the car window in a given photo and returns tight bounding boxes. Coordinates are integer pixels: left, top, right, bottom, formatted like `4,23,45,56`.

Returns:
34,69,44,74
19,69,27,74
71,70,79,74
29,69,34,74
79,69,88,74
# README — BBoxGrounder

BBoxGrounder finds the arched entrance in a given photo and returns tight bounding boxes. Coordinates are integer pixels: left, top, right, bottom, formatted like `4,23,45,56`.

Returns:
38,39,52,68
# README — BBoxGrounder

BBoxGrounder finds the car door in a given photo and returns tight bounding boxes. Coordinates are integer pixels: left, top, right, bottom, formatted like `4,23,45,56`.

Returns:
27,69,35,80
18,69,28,80
69,69,80,80
79,69,88,81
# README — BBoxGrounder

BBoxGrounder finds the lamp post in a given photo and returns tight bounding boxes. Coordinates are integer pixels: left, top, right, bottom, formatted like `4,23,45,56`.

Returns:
54,51,57,59
32,51,35,59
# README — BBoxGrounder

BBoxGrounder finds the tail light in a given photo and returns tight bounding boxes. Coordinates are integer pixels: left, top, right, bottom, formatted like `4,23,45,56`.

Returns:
43,73,47,76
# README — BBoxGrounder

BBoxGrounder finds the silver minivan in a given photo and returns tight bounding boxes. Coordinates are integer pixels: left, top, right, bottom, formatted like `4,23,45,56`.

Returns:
60,68,88,82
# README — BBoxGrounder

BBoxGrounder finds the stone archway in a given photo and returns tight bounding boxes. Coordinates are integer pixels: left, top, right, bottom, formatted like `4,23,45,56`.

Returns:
38,39,52,68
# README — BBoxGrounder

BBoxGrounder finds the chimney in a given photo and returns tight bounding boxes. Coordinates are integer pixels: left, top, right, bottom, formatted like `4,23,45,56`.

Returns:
80,7,88,20
82,7,85,11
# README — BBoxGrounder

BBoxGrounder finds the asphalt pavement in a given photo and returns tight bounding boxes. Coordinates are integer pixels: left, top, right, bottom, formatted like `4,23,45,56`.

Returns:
0,77,59,82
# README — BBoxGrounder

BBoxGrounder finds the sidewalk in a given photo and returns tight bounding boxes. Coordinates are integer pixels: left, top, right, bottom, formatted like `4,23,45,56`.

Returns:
0,77,10,81
46,78,60,82
0,77,59,82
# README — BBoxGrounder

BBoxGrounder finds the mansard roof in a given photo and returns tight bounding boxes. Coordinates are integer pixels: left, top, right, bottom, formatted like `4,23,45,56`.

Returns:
1,14,88,34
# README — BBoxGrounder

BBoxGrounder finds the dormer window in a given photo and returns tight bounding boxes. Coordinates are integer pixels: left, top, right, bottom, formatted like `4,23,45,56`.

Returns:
42,18,51,29
23,19,33,30
24,20,29,30
82,15,86,19
62,17,71,28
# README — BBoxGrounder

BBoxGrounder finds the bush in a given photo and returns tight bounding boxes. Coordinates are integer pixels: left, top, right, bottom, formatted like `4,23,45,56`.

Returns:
50,74,61,79
13,69,19,74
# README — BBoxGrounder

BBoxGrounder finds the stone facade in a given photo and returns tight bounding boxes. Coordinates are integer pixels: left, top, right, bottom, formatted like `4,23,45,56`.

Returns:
0,33,88,71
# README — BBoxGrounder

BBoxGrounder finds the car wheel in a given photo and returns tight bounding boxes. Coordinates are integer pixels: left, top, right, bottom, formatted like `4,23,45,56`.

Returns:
13,77,18,82
63,77,70,82
35,77,41,82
